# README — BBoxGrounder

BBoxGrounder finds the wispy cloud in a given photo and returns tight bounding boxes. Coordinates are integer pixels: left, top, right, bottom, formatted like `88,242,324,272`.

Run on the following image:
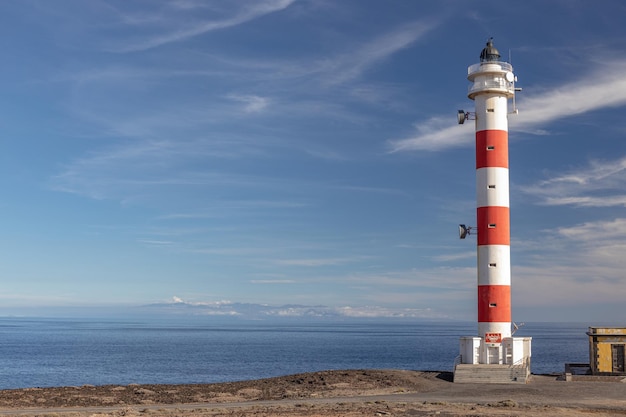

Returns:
186,18,440,87
110,0,296,52
521,156,626,207
227,94,270,113
434,251,475,262
170,296,233,306
330,184,411,197
388,60,626,152
346,267,476,291
388,117,472,153
513,220,626,306
322,20,438,85
514,263,626,307
556,218,626,242
137,239,175,246
334,305,442,318
152,297,449,319
48,136,292,201
513,61,626,128
304,148,349,161
274,257,365,267
157,200,308,220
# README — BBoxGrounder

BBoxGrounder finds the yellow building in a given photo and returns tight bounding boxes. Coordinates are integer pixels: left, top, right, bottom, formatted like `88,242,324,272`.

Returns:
587,327,626,375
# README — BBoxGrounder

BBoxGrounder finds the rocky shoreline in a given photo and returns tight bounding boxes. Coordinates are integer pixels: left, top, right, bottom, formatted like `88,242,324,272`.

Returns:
0,369,624,416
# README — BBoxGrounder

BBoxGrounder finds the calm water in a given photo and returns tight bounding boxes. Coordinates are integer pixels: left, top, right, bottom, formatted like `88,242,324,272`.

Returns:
0,318,590,389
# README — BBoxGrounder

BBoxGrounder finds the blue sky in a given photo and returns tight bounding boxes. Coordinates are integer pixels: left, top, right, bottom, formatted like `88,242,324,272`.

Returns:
0,0,625,322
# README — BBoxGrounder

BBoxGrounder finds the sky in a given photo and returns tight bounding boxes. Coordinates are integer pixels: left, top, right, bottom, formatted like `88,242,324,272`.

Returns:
0,0,625,322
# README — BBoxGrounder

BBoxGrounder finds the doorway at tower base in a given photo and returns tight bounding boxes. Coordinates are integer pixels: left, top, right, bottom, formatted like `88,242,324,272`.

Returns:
458,336,532,365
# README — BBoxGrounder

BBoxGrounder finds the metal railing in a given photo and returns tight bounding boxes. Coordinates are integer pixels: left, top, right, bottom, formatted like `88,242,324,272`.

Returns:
468,61,513,76
453,355,462,369
453,354,530,368
468,78,515,95
512,355,525,366
509,356,530,381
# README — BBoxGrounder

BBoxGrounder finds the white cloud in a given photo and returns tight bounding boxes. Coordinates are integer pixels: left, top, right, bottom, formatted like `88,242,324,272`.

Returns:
344,267,476,291
514,262,626,307
150,299,450,319
48,137,287,201
434,251,475,262
388,118,472,152
227,94,270,113
389,60,626,152
167,297,233,306
137,239,175,246
512,62,626,128
521,156,626,207
511,219,626,308
274,257,363,267
555,218,626,242
334,305,442,318
304,148,348,161
323,20,438,85
111,0,296,52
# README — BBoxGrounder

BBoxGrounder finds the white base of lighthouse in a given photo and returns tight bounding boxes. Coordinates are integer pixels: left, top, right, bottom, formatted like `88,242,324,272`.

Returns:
458,336,532,365
454,336,532,383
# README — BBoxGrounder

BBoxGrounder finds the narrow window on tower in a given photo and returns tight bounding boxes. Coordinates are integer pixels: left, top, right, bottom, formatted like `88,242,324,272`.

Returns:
488,223,496,228
487,108,495,112
489,303,497,308
489,263,497,268
487,145,495,151
488,184,496,189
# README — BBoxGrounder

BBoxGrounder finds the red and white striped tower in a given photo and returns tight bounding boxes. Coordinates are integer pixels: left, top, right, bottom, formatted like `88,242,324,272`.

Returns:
456,39,531,375
469,39,513,345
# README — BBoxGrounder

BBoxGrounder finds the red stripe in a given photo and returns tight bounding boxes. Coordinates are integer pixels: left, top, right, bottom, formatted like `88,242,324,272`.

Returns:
478,285,511,322
477,206,510,246
476,130,508,169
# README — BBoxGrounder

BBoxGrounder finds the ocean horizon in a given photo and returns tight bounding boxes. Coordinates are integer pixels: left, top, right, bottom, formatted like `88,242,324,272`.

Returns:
0,317,593,390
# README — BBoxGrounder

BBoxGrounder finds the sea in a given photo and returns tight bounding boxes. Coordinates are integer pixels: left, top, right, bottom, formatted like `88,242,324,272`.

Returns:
0,318,593,390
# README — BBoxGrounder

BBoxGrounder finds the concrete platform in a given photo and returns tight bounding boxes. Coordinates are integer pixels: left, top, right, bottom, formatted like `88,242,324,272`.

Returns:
453,363,530,384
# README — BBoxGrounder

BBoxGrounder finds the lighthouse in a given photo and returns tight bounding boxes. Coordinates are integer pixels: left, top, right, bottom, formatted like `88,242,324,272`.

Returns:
454,39,532,383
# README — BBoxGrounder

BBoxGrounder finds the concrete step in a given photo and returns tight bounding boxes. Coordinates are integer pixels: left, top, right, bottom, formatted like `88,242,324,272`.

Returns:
454,363,530,384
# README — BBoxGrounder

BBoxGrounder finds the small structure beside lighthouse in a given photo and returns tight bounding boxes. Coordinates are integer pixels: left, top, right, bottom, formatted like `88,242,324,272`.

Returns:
454,39,532,384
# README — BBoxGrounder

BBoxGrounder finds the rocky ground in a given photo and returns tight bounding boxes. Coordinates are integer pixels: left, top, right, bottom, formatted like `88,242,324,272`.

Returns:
0,370,624,416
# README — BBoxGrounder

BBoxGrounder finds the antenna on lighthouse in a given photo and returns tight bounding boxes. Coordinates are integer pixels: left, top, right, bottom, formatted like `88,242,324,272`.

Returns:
506,49,522,115
512,322,525,335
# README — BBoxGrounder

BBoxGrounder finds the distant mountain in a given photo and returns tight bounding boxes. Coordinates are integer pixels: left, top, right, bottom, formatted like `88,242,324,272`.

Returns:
139,297,448,320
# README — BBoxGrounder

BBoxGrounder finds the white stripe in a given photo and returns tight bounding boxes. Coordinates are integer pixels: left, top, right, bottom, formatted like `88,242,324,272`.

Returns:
476,167,509,208
479,322,512,339
475,95,509,131
478,245,510,286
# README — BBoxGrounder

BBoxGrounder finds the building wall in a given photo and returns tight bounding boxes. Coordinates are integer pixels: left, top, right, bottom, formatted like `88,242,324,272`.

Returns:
587,327,626,374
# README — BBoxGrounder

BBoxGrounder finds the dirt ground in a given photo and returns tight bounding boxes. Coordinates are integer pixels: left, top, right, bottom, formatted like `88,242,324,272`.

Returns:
0,370,624,416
